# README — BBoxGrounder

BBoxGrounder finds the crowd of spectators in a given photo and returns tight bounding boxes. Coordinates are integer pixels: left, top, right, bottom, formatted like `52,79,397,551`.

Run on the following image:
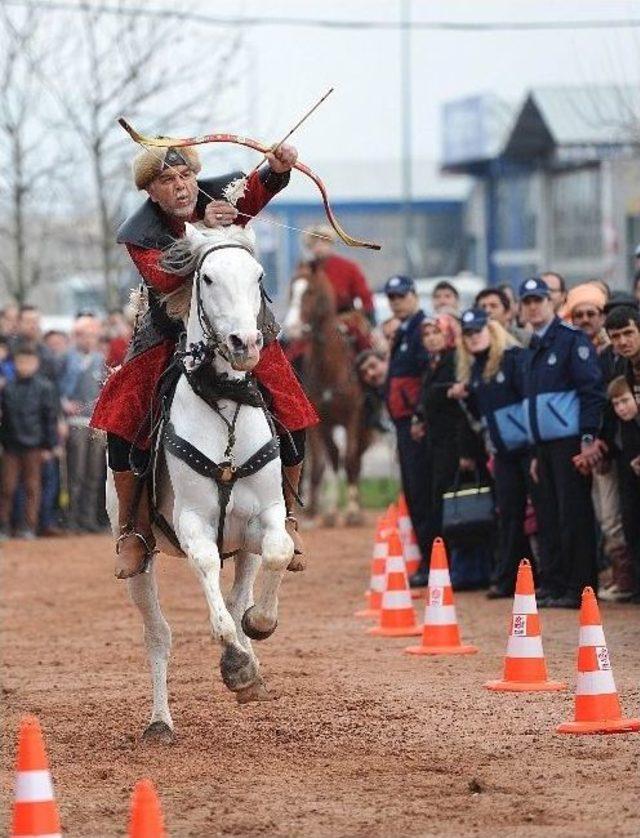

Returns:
0,303,132,540
358,270,640,608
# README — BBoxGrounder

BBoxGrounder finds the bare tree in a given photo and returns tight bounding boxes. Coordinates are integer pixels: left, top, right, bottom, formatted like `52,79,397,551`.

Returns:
38,0,244,309
0,3,69,305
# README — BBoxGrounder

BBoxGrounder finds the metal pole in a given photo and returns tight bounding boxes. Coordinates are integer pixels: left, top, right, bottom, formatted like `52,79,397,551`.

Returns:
401,0,413,275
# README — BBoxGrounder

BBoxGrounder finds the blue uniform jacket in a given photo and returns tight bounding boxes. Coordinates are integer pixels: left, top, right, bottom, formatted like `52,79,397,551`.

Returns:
467,346,529,455
385,309,428,421
521,317,605,444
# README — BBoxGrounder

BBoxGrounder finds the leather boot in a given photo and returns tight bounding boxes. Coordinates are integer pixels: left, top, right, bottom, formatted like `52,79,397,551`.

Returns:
113,470,156,579
283,462,305,572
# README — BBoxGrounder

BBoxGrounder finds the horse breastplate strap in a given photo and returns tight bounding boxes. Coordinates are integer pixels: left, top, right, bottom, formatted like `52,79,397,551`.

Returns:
163,420,280,562
163,421,280,484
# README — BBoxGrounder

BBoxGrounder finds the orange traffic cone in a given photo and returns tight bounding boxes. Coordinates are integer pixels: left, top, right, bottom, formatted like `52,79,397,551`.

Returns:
11,716,62,838
355,517,389,618
557,587,640,735
129,779,166,837
405,537,478,655
367,529,421,637
397,493,411,539
485,559,566,691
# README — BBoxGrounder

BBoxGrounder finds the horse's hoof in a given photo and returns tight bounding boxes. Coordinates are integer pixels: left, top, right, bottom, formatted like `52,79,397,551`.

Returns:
220,643,258,691
345,510,364,527
287,554,305,572
241,605,278,641
141,720,174,745
322,512,338,528
235,675,271,704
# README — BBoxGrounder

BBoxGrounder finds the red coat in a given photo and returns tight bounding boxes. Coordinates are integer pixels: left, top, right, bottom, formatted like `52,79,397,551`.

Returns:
320,254,374,316
91,170,318,446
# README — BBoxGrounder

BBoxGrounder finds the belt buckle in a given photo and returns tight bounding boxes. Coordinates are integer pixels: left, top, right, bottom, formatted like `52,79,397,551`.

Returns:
219,463,236,483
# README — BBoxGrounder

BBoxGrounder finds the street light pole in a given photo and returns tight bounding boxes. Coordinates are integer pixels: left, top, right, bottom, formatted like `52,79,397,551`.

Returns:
401,0,413,276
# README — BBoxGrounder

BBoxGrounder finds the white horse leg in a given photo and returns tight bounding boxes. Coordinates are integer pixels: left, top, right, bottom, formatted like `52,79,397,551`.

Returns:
226,551,270,704
179,509,259,693
226,551,260,655
241,506,293,641
127,565,174,743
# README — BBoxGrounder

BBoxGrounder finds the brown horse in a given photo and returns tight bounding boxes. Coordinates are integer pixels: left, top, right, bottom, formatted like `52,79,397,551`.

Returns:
282,261,373,525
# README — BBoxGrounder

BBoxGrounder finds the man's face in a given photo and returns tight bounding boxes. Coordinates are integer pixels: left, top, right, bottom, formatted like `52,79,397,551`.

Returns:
18,310,40,340
147,165,198,219
73,317,101,354
520,295,554,329
478,294,509,326
432,288,459,313
387,291,418,321
14,354,39,378
607,321,640,358
304,236,333,260
1,305,19,336
44,332,68,356
612,391,638,422
571,304,605,340
359,355,388,388
541,273,566,312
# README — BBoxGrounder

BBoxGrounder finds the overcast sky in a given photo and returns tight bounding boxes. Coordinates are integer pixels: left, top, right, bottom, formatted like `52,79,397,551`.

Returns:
233,0,640,167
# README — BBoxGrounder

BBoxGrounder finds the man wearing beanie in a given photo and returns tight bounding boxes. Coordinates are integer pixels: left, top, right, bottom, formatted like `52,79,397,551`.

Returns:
91,141,319,579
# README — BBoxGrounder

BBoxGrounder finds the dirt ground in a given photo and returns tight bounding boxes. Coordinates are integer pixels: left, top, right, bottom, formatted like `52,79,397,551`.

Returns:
2,520,640,837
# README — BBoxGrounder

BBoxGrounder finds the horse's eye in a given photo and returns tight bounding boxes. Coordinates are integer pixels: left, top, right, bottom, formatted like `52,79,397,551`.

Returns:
202,274,213,286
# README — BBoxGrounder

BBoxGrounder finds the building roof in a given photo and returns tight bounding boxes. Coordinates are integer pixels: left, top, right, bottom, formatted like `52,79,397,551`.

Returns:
526,85,640,147
443,85,640,172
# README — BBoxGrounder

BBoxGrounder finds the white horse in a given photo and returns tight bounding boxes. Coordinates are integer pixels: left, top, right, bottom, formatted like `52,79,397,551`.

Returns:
106,223,294,742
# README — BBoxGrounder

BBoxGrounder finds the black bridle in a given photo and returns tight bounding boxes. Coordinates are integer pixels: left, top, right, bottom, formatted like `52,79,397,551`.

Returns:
184,241,258,369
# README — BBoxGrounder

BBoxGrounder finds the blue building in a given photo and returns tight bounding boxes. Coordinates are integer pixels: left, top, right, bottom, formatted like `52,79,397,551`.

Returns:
441,87,640,290
253,159,468,315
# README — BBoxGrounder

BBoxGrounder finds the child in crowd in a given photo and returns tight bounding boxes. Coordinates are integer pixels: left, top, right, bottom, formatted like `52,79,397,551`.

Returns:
0,342,58,539
608,376,640,600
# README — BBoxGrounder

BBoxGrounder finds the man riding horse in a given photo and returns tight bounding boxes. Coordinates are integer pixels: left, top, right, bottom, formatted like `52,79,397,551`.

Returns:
303,223,375,346
91,142,318,579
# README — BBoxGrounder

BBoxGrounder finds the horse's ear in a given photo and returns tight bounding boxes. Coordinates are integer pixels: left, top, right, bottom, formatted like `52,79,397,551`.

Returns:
184,222,208,246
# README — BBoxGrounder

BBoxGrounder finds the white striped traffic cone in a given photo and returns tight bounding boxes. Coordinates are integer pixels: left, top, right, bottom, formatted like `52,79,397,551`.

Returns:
11,716,61,838
557,587,640,734
485,559,566,691
355,516,389,619
405,538,478,655
367,529,421,637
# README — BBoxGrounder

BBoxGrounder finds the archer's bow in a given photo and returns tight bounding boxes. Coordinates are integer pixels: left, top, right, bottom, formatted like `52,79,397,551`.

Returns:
118,118,381,251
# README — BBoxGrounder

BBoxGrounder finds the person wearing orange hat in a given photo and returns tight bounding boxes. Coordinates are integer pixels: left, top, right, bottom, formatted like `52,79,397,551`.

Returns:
91,141,319,578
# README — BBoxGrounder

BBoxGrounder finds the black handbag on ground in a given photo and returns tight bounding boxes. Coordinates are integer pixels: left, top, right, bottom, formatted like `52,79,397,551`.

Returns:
442,468,494,547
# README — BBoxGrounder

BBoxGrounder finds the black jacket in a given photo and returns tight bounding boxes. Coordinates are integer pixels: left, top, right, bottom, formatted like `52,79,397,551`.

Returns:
0,375,58,450
414,350,462,444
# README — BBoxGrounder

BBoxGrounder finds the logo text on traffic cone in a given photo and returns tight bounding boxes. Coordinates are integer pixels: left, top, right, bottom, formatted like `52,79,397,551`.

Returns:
11,716,62,838
485,559,566,692
405,537,478,655
367,528,421,637
557,587,640,735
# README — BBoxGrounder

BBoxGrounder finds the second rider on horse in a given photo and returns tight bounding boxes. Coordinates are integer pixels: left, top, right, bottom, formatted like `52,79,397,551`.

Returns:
91,141,318,578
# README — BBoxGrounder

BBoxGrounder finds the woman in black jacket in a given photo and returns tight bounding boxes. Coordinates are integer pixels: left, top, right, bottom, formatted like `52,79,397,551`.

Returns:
451,308,531,598
408,314,462,588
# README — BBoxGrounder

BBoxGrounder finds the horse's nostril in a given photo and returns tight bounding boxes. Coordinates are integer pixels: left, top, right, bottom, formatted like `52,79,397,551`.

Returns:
229,334,244,352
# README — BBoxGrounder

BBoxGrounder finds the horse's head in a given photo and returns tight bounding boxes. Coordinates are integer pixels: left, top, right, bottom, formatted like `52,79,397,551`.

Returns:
282,260,335,340
169,223,264,373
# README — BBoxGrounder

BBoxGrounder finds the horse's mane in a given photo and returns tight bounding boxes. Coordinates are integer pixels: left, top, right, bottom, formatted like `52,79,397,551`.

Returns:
160,223,256,320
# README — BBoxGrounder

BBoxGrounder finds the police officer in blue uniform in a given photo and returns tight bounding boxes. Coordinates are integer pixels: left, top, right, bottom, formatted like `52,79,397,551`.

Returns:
455,308,532,598
519,277,605,608
383,275,430,587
